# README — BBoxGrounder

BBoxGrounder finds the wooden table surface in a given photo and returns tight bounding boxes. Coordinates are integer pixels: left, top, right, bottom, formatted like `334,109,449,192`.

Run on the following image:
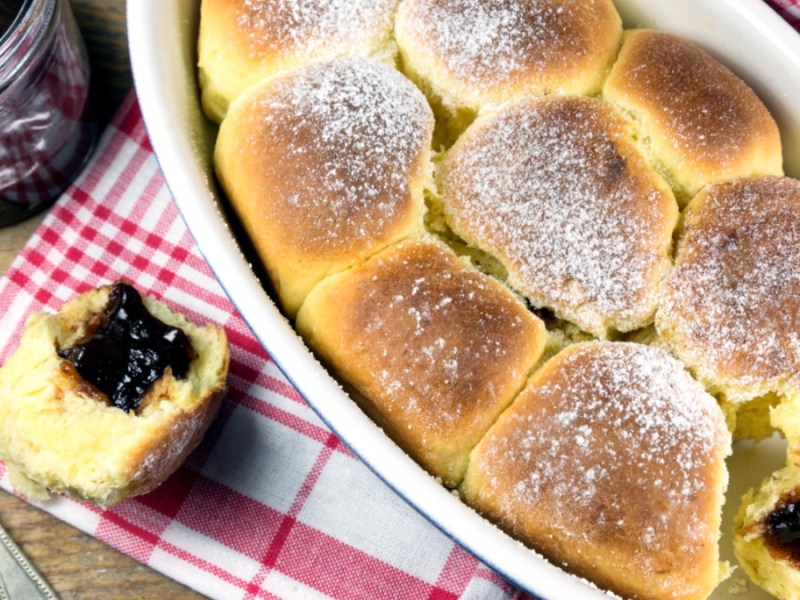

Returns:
0,1,204,598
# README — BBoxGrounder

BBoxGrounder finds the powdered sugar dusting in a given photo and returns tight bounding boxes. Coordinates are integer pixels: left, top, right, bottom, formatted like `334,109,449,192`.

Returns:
657,177,800,400
251,58,433,250
604,31,780,197
312,241,545,486
238,0,397,59
470,342,729,575
355,244,541,438
398,0,610,92
439,97,676,336
621,34,751,153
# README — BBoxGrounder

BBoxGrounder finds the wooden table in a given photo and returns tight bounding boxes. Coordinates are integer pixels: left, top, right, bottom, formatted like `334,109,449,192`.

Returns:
0,1,204,598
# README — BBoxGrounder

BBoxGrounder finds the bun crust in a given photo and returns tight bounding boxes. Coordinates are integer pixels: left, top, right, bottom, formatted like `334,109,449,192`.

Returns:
296,239,546,487
198,0,400,121
603,30,783,203
462,342,731,600
215,58,435,316
438,96,678,337
657,176,800,404
395,0,621,140
0,284,229,507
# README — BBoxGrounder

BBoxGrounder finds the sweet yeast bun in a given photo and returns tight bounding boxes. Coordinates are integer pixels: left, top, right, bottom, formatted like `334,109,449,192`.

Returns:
296,238,546,487
198,0,400,122
394,0,622,143
603,30,783,205
656,176,800,407
0,283,229,507
462,341,731,600
215,57,435,317
734,463,800,600
437,95,678,338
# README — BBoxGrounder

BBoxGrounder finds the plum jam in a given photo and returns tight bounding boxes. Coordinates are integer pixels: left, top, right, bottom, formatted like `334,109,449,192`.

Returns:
58,282,195,413
764,496,800,567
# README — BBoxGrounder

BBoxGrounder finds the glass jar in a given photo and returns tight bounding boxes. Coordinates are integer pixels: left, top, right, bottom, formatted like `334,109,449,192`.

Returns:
0,0,96,227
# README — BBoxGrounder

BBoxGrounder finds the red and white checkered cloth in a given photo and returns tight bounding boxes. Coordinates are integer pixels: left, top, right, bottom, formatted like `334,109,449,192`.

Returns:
0,96,530,599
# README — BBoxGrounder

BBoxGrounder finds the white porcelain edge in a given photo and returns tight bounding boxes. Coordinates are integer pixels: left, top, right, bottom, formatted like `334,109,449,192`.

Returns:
126,1,800,598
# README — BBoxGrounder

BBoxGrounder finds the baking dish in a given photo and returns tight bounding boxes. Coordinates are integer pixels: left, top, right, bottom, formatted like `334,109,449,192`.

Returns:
127,1,800,597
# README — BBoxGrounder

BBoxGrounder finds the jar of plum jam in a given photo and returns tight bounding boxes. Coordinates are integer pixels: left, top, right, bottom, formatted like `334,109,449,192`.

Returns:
0,0,96,227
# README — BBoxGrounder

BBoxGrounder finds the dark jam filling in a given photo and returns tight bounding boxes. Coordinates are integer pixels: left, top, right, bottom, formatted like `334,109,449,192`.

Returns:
57,282,195,413
764,500,800,567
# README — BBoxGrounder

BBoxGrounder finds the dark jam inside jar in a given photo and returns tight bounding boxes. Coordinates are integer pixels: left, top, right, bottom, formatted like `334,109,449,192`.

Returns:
0,0,96,227
57,282,195,413
764,494,800,567
0,2,24,35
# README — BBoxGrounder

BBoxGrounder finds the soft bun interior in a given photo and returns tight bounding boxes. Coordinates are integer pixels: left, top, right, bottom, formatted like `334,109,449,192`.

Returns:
0,284,229,507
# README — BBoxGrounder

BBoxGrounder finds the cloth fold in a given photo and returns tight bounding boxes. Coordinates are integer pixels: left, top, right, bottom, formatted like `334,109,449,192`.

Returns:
0,96,525,600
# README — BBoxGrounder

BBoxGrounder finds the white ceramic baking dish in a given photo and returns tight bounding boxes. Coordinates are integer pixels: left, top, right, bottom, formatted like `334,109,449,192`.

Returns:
127,2,800,598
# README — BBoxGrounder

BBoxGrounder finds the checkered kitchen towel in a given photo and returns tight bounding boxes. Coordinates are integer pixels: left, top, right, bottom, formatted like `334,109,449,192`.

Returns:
0,96,528,599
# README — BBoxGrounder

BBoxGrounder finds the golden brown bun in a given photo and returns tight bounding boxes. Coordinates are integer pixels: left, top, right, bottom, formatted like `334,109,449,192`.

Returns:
734,463,800,600
395,0,622,143
462,341,731,600
657,176,800,405
0,284,229,507
437,96,678,338
215,58,434,317
296,239,546,487
603,30,783,204
198,0,400,122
